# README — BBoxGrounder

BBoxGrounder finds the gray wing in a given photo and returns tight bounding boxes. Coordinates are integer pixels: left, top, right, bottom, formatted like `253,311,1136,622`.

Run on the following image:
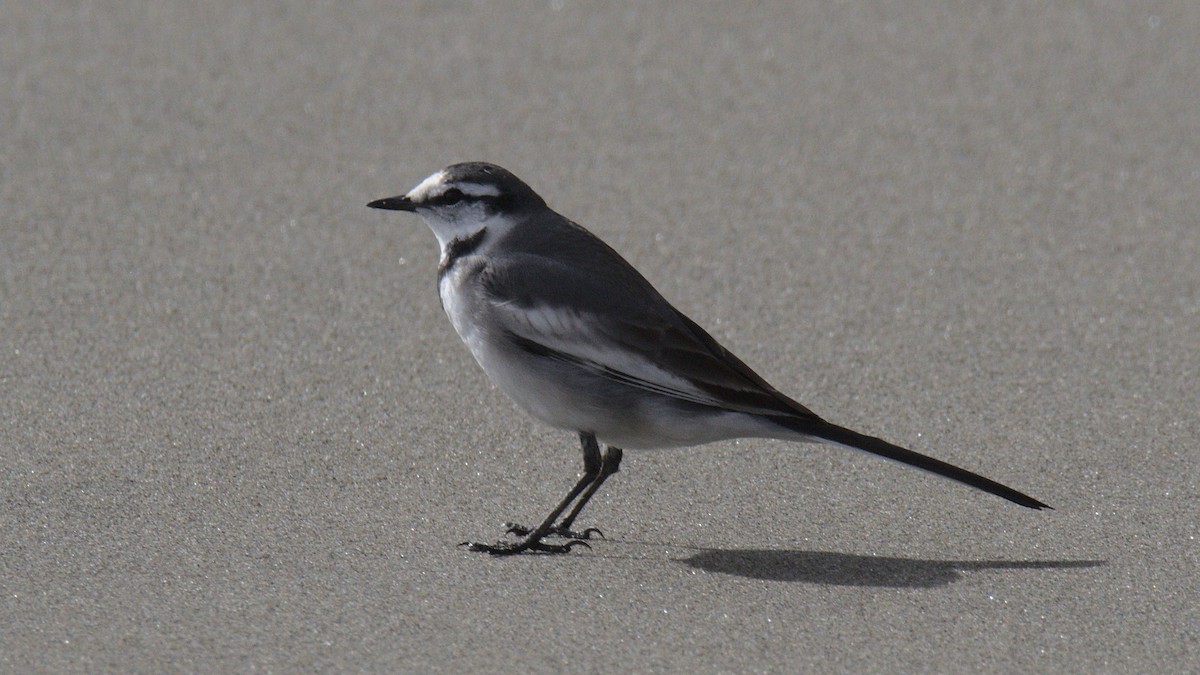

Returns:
480,250,823,421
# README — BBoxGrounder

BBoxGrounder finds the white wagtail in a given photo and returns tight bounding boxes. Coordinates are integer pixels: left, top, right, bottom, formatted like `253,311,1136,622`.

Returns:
368,162,1049,555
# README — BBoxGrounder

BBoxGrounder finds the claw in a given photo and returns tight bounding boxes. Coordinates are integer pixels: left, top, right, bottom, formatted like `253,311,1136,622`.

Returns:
460,538,590,555
504,522,605,540
574,527,605,540
543,539,590,554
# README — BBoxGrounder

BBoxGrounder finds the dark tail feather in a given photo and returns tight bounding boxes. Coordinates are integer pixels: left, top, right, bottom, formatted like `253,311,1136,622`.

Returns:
776,417,1051,510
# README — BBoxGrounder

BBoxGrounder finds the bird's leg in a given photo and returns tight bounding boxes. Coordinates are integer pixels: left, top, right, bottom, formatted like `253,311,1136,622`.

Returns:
554,445,622,538
505,434,620,540
462,433,602,555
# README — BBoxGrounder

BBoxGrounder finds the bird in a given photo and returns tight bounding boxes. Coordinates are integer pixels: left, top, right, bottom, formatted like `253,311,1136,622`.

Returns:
367,162,1050,555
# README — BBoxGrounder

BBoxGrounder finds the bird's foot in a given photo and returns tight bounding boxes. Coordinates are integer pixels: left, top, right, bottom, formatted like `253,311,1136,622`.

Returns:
504,522,605,540
460,538,590,556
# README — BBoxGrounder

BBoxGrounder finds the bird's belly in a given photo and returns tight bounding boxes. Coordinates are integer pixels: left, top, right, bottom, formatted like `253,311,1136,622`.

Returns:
465,338,776,449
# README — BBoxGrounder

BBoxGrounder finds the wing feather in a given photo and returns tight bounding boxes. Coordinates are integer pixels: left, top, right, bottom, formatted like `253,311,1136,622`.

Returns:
481,251,822,421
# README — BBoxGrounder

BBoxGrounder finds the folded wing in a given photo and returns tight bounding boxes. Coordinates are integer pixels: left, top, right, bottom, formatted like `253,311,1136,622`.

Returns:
481,251,823,422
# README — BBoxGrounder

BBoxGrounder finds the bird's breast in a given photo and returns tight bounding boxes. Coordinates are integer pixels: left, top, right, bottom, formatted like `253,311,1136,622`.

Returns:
437,261,483,346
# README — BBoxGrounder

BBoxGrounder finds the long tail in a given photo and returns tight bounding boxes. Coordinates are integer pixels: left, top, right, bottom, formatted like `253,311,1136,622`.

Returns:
772,416,1051,510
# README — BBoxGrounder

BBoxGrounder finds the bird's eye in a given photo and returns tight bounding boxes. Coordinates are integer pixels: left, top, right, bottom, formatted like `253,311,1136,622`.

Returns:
441,188,465,205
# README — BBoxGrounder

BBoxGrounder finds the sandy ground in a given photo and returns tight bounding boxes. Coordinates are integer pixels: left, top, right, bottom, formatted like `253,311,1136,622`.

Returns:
2,3,1197,672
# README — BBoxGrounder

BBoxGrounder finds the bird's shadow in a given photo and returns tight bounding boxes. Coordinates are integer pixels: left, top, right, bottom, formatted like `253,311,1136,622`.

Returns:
675,548,1105,588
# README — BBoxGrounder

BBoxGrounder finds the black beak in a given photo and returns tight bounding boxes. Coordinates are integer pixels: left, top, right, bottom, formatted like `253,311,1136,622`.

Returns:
367,195,416,212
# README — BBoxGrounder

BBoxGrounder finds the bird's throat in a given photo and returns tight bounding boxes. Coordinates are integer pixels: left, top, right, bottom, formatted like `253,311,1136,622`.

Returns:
438,227,489,280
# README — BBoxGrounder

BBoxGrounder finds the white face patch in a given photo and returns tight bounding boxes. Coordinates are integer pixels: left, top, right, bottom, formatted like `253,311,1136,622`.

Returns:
406,169,450,203
454,182,501,198
405,170,516,253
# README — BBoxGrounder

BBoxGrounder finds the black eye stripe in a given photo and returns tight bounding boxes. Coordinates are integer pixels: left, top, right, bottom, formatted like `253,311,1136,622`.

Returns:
438,188,465,205
429,188,509,209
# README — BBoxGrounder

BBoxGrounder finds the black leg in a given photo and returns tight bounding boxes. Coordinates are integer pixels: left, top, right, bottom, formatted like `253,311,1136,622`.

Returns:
505,438,622,541
462,432,604,555
556,445,622,535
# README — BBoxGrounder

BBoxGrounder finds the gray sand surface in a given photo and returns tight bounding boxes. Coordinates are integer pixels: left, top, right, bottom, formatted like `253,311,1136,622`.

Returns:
3,3,1197,672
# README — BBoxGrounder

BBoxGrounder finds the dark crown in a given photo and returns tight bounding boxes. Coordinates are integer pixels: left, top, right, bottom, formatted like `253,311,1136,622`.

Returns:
442,162,546,210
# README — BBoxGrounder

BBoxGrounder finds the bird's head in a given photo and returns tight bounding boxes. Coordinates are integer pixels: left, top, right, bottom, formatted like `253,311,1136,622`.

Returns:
368,162,546,249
